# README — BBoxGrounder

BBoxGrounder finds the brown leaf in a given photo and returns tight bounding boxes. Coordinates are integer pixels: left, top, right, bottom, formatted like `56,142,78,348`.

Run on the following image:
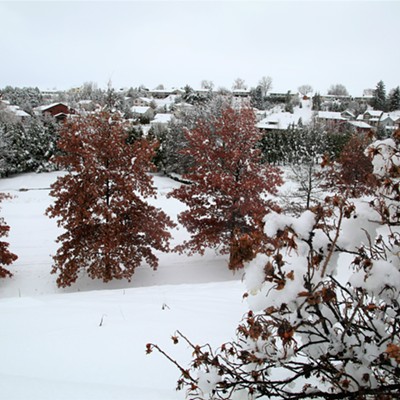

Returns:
286,270,294,280
386,343,400,364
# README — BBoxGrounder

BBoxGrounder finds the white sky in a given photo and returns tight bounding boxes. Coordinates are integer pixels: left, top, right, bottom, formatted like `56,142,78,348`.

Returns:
1,1,399,95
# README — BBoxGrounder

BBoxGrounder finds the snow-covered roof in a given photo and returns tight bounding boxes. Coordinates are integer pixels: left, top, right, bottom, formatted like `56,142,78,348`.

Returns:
317,111,346,121
136,97,152,104
152,95,178,110
348,121,372,129
1,103,31,118
257,117,292,131
131,106,151,115
7,105,30,118
364,110,383,117
151,113,173,124
256,101,313,130
386,111,400,122
34,102,68,112
341,110,355,118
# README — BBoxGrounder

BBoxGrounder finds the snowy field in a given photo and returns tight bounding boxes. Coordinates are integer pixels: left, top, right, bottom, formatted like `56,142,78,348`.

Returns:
0,172,248,400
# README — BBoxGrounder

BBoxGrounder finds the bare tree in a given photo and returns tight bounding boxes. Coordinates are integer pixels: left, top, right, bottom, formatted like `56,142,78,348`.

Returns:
327,83,349,96
232,78,247,91
258,76,273,97
298,84,313,97
200,80,214,91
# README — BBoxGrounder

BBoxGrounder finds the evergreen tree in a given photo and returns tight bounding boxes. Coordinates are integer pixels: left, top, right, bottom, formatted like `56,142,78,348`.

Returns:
388,86,400,111
0,86,42,113
372,80,387,111
24,115,59,173
249,86,264,110
0,121,27,176
284,91,294,113
0,115,59,176
46,111,175,287
312,92,322,111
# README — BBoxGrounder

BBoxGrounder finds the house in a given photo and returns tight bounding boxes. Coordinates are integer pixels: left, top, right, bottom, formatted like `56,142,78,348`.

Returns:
316,111,347,129
268,91,299,100
34,102,75,121
150,113,174,129
132,97,153,107
341,110,355,120
0,100,31,122
379,114,400,133
256,113,298,132
353,95,373,105
257,118,288,131
130,106,154,121
320,94,352,103
358,110,384,127
148,88,184,99
152,95,178,112
347,120,373,134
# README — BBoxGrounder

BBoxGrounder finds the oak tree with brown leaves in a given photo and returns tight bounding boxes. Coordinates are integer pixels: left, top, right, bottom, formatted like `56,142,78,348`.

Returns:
169,106,282,269
47,112,175,287
0,193,18,278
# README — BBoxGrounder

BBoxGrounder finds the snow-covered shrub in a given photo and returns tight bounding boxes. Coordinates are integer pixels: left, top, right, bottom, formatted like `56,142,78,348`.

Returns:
150,133,400,399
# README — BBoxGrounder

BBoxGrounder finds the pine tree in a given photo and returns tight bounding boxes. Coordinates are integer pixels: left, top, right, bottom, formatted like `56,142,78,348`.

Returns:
169,106,282,269
372,80,387,111
46,111,175,287
0,121,27,176
284,91,294,113
312,92,322,111
250,86,264,110
0,193,18,278
24,115,59,173
388,86,400,111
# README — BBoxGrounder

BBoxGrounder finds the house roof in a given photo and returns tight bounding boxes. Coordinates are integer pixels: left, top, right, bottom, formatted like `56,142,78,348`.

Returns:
364,110,383,117
379,113,400,123
257,117,291,130
34,102,69,112
151,113,173,124
6,105,30,118
136,97,152,104
348,121,372,129
317,111,346,121
131,106,151,115
341,110,355,118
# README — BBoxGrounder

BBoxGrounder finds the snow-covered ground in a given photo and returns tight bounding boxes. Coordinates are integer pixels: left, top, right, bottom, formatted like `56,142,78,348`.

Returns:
0,172,247,400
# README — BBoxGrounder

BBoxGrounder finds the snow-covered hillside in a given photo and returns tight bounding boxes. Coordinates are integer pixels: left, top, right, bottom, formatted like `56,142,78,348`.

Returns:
0,172,246,400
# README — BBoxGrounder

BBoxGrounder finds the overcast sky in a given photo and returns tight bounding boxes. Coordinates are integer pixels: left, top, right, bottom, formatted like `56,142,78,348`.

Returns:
1,1,399,95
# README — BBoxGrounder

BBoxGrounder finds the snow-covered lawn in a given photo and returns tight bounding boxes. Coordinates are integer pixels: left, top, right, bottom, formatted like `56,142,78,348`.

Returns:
0,172,247,400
